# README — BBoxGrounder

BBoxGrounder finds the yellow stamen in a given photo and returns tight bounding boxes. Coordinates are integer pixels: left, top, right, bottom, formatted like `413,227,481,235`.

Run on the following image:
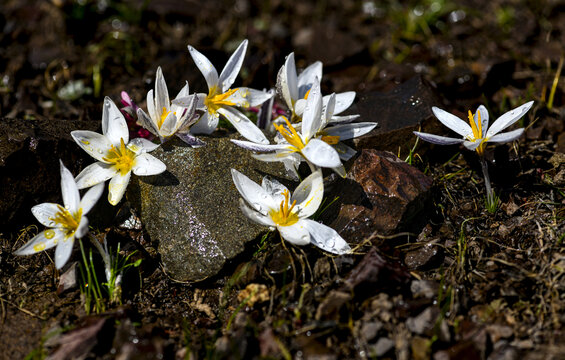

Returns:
204,86,238,114
158,107,171,129
273,117,306,151
468,110,486,156
103,138,135,176
50,205,82,238
321,135,340,145
270,189,299,226
304,88,311,100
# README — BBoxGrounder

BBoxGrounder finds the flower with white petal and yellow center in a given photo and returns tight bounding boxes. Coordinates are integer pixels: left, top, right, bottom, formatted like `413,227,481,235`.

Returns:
14,161,104,269
72,97,167,206
231,168,350,254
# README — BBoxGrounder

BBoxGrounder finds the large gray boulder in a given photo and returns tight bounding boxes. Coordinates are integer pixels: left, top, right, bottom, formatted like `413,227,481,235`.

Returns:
128,135,288,282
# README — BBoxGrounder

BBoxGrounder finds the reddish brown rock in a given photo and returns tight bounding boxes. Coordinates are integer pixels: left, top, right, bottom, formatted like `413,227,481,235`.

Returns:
324,150,433,244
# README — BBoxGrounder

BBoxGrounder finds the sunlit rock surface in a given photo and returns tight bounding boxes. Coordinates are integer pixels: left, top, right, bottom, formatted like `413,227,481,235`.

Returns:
129,135,288,282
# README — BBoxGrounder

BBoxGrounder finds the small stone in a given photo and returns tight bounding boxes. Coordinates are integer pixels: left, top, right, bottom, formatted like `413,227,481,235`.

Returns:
406,307,438,335
57,262,78,295
404,241,441,270
410,280,439,299
360,321,382,341
369,337,394,357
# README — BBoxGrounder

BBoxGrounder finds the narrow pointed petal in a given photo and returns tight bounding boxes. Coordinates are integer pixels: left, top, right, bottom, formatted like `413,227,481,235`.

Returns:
413,131,465,145
55,236,74,269
297,61,322,99
217,107,269,144
332,164,347,178
475,105,489,137
174,94,198,130
71,130,113,163
328,91,356,115
133,153,166,176
31,203,60,227
301,80,322,140
328,114,361,124
322,93,336,126
324,122,377,140
136,109,160,138
75,162,115,189
188,45,219,90
108,172,131,206
219,39,248,93
103,97,129,146
176,132,206,147
230,169,276,212
292,170,324,218
159,112,178,137
154,67,170,115
80,183,104,215
486,101,534,138
278,221,310,245
60,160,80,213
278,53,298,109
238,87,273,107
334,142,357,161
261,177,288,200
191,112,218,135
487,128,524,143
146,89,158,124
432,106,473,138
231,139,287,152
251,151,295,163
463,139,483,151
239,199,275,226
302,139,342,168
303,219,351,254
128,137,160,153
14,230,61,256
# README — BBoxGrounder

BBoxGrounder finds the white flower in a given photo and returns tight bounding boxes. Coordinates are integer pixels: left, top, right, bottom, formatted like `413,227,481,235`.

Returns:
137,66,203,146
174,39,272,144
232,79,346,178
277,52,359,124
414,101,534,156
71,97,167,205
14,161,104,269
231,168,350,254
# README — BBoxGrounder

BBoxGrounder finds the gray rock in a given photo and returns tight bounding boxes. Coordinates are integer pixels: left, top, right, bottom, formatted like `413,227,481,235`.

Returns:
370,337,395,357
129,135,288,282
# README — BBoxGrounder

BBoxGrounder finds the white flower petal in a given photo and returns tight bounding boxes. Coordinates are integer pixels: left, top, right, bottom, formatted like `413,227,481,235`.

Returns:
55,236,75,269
328,114,361,124
334,142,357,161
238,87,273,107
303,219,351,254
432,106,473,138
413,131,465,145
146,89,158,125
59,160,80,214
322,93,336,126
302,139,342,168
75,162,115,189
231,139,287,152
301,80,322,140
79,182,105,215
251,151,295,163
103,97,129,146
292,169,324,218
31,203,60,227
75,216,89,238
136,109,160,138
329,91,356,115
191,112,218,135
476,105,489,138
13,229,61,256
463,139,483,151
71,130,113,163
217,107,269,144
133,153,166,176
176,132,206,147
159,112,178,138
261,177,289,200
332,164,346,178
487,128,524,143
324,122,377,140
278,221,310,245
219,39,247,93
294,99,307,118
297,61,322,99
108,172,131,206
154,67,170,116
486,101,534,138
277,53,298,109
188,45,219,91
231,169,276,212
239,198,275,226
128,137,160,153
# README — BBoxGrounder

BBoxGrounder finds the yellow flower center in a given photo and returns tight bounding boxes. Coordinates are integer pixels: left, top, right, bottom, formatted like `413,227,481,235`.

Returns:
468,110,486,156
50,205,82,238
269,189,299,226
103,138,135,176
158,107,171,129
204,86,238,115
273,117,306,152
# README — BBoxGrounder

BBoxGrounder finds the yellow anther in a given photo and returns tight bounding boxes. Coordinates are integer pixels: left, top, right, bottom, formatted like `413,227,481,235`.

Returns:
467,110,486,156
103,138,135,176
270,189,299,226
158,107,171,129
50,205,82,238
273,117,306,151
321,135,340,145
204,86,238,114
